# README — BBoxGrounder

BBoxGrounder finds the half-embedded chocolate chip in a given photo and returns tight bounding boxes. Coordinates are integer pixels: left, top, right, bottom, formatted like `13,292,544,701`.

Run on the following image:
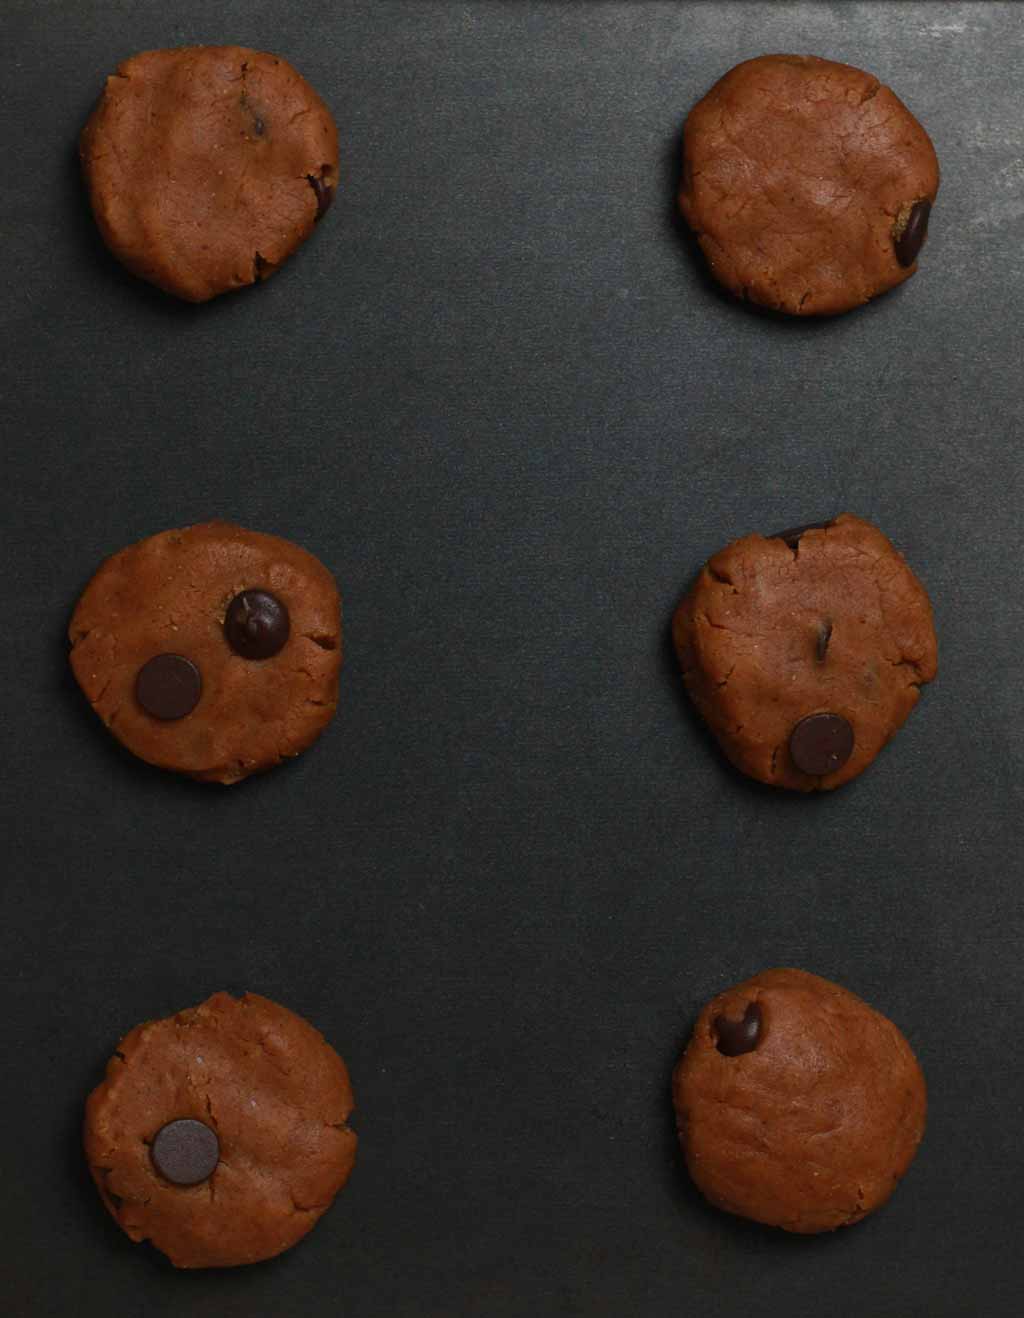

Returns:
789,712,854,776
224,589,290,660
151,1119,220,1186
239,91,266,138
135,654,202,720
308,174,333,221
770,520,834,549
714,1002,762,1056
894,200,931,267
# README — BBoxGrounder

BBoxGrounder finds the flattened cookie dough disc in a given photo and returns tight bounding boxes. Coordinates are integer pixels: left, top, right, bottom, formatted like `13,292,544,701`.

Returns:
69,521,342,784
672,514,937,790
673,969,926,1233
679,54,939,315
80,46,339,302
84,992,357,1268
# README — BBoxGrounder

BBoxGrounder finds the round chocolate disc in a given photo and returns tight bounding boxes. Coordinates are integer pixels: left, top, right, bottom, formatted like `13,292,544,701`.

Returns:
714,1002,762,1056
789,712,854,776
135,654,202,720
224,589,290,660
894,200,931,267
150,1118,220,1186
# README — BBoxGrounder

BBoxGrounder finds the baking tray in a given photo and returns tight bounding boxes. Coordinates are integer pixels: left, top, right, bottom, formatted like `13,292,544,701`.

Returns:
3,3,1022,1315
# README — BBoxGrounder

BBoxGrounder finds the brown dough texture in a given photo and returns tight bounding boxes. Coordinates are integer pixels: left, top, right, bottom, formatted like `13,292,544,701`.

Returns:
84,992,358,1268
673,969,926,1234
80,46,338,302
679,54,939,315
69,521,342,784
672,514,937,790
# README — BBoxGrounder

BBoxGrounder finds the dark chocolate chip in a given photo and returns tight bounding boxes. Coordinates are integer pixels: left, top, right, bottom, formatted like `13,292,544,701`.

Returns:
714,1002,762,1056
789,712,854,776
135,654,202,720
894,200,931,267
151,1119,219,1186
239,92,266,138
224,589,290,660
816,620,833,662
308,174,333,221
770,520,834,549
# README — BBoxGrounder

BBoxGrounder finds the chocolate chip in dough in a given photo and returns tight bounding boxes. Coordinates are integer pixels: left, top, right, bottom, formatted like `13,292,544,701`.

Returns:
789,712,854,776
150,1119,220,1186
894,200,931,267
714,1002,762,1056
135,654,202,720
770,520,834,550
308,173,333,221
224,590,290,660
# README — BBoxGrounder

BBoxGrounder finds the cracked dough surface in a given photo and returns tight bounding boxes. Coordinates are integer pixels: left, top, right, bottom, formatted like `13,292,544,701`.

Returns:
672,513,937,791
679,54,939,315
80,46,338,302
673,969,926,1234
69,521,342,784
84,991,357,1269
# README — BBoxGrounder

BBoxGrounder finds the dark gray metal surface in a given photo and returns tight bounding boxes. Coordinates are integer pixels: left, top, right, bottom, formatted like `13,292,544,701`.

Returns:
2,3,1022,1314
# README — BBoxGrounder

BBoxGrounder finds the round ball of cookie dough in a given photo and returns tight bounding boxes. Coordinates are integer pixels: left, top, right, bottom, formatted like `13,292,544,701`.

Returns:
672,514,937,791
69,521,342,784
673,969,926,1233
84,992,358,1269
679,55,939,315
80,46,338,302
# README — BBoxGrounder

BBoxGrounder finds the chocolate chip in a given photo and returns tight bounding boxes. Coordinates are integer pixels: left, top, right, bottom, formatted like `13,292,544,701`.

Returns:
789,712,854,776
135,654,202,720
894,200,931,267
816,620,833,662
224,589,290,660
714,1002,762,1056
770,520,834,549
238,87,266,139
308,174,333,221
151,1119,219,1186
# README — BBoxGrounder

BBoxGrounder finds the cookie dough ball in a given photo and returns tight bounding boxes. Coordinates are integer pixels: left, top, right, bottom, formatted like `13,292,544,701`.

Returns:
679,55,939,315
673,969,926,1233
80,46,338,301
69,521,342,784
84,992,357,1268
672,514,937,790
